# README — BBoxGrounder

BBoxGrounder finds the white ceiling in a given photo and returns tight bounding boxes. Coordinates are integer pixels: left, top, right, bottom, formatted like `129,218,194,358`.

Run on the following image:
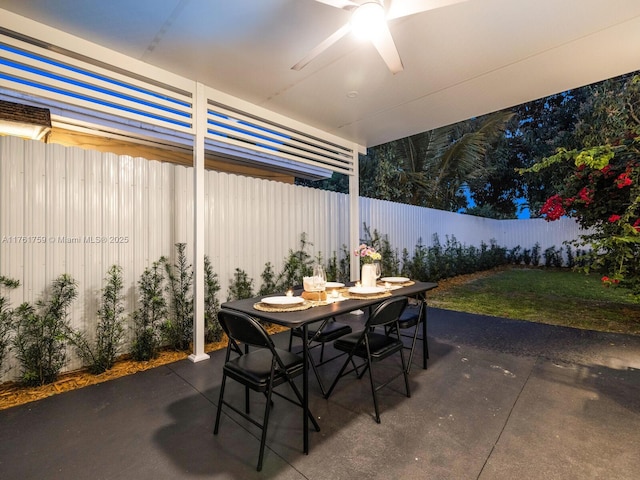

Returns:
1,0,640,148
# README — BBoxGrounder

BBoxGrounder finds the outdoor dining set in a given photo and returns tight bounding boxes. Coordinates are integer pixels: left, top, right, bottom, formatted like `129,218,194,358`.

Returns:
217,269,437,471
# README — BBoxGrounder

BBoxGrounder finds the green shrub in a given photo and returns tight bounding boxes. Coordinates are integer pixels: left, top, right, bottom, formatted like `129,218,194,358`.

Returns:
400,248,412,278
565,244,575,268
227,268,254,301
531,242,541,266
276,233,314,289
508,246,523,265
258,262,278,296
412,237,430,280
326,252,339,282
478,239,507,271
132,261,166,361
382,241,400,277
163,243,194,351
204,255,222,343
337,244,351,282
0,275,20,373
361,225,399,277
427,234,443,280
66,265,125,374
13,274,78,386
324,246,352,283
544,246,564,268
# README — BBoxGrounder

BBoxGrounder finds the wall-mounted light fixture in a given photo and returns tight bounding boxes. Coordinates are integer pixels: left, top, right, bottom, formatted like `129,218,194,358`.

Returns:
0,99,51,141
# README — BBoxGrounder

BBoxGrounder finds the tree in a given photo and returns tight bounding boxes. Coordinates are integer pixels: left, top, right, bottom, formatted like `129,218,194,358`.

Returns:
509,73,638,216
363,110,514,211
471,89,590,217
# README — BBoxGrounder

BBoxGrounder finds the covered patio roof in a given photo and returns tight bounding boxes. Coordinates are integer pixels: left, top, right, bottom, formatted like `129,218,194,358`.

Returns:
0,0,639,148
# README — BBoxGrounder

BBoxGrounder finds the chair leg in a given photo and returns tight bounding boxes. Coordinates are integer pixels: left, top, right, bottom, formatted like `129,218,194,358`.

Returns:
406,301,428,373
365,360,381,424
400,347,411,399
307,349,329,398
350,357,361,377
285,373,321,432
256,384,275,472
406,323,421,374
213,374,228,435
422,306,429,368
325,352,355,399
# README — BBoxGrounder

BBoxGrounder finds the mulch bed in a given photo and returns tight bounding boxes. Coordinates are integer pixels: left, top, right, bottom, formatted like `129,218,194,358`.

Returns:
0,324,287,411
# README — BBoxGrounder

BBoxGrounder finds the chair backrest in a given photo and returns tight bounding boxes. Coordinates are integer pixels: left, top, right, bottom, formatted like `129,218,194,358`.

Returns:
366,296,408,328
218,309,274,350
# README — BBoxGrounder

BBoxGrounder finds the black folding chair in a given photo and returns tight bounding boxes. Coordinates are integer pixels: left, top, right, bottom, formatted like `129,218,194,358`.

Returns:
213,309,320,471
325,296,411,423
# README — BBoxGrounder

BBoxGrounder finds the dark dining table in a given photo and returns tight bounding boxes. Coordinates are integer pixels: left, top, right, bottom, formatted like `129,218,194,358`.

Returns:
220,280,438,454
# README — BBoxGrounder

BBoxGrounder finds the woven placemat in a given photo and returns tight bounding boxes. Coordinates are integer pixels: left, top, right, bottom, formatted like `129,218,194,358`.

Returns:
253,301,313,313
343,291,392,300
377,280,415,288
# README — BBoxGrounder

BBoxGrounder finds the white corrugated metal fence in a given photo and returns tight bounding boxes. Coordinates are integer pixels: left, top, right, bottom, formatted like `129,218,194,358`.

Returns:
0,137,585,381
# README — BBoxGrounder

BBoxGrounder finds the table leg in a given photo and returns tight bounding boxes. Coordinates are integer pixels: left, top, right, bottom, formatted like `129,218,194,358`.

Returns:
422,297,428,369
303,323,309,454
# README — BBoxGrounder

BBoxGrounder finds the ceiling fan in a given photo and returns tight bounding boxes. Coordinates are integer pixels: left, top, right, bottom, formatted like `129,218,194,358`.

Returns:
292,0,468,74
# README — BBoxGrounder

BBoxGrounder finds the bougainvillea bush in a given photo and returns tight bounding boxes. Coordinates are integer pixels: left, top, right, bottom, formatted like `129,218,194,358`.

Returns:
523,122,640,294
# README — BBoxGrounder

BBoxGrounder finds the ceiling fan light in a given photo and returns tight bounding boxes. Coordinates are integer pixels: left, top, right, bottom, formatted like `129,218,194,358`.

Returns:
350,2,386,41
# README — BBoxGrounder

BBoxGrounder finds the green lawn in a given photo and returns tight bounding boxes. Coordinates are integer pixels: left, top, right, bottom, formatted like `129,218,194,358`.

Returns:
428,268,640,335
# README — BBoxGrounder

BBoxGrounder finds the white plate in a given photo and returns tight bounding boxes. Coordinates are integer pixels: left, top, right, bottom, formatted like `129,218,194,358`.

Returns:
261,296,304,306
380,277,410,283
348,286,385,295
325,282,345,289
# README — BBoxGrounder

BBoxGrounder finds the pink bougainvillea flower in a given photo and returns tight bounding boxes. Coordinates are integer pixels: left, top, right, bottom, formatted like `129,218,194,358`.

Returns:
578,187,593,205
634,219,640,232
540,194,565,221
608,214,621,223
600,165,612,175
602,275,620,286
615,172,633,188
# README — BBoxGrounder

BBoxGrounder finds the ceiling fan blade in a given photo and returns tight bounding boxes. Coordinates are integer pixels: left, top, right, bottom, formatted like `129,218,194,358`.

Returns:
314,0,358,10
292,23,352,71
371,23,403,73
387,0,469,20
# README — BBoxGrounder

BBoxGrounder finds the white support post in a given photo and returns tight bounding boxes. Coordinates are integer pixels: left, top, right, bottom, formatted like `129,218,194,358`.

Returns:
349,148,365,315
189,82,210,363
349,149,360,282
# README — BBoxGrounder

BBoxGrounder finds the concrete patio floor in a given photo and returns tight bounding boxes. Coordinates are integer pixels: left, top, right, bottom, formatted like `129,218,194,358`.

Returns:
1,307,639,479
